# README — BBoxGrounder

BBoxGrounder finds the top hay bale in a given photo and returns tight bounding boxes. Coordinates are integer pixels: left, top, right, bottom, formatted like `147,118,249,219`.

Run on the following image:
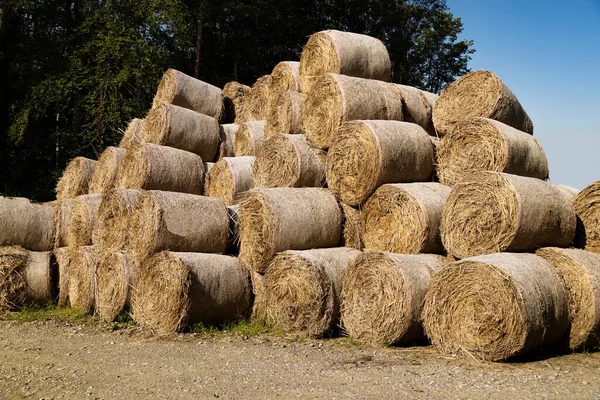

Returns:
299,30,391,93
153,68,224,121
270,61,301,98
574,181,600,253
119,118,144,149
55,157,98,200
432,70,533,137
0,197,55,251
240,75,272,122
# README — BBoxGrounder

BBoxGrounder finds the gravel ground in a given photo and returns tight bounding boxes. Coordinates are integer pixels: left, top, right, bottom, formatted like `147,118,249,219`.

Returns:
1,320,600,399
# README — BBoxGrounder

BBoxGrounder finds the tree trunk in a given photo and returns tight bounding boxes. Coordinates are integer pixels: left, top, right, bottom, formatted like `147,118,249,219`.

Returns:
194,0,206,78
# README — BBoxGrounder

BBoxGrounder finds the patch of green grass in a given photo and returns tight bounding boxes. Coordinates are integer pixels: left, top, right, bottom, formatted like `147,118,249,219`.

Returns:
1,303,95,324
189,318,282,337
105,313,136,331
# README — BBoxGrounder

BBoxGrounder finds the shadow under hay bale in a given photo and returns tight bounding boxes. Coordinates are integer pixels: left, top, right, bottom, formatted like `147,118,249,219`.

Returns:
56,157,98,200
0,196,55,252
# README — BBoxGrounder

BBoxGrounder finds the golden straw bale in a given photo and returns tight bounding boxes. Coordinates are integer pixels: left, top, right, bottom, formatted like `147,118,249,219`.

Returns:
119,118,145,149
205,157,255,206
88,147,126,194
92,189,142,251
234,120,266,156
395,84,437,135
574,181,600,253
56,157,98,200
340,203,364,250
54,247,71,307
68,246,98,314
265,91,306,136
218,124,240,158
96,251,135,323
67,194,102,247
223,82,250,123
0,196,55,251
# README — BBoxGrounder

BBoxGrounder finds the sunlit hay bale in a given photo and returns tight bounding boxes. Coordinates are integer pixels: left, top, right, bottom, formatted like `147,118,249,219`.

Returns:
56,157,98,200
54,247,71,307
0,196,55,251
240,75,272,121
362,183,452,254
218,124,240,158
238,188,342,272
302,74,403,150
0,246,53,311
118,143,205,195
252,134,325,188
340,203,364,250
341,252,445,346
132,252,251,335
204,157,255,206
265,91,306,136
96,251,135,323
92,189,142,251
268,61,301,112
223,81,250,123
263,247,361,337
68,246,98,314
299,30,391,93
67,194,102,247
234,120,266,156
128,191,229,261
395,84,438,135
326,120,434,206
432,70,533,137
88,147,126,194
422,253,569,361
152,68,224,121
119,118,145,149
441,172,576,259
574,181,600,253
437,118,548,186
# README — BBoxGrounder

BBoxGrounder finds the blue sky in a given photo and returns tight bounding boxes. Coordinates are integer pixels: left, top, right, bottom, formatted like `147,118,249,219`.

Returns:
446,0,600,189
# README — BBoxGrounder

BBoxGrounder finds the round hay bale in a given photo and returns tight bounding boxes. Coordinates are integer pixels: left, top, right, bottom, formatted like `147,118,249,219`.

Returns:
234,120,266,156
142,103,220,161
554,184,580,203
268,61,300,112
249,270,267,322
88,147,126,194
67,194,103,247
263,247,361,337
54,199,72,248
536,247,600,350
299,30,391,93
0,196,55,251
441,172,576,259
302,74,403,149
205,156,255,205
422,253,569,361
152,68,224,120
574,181,600,253
239,188,342,272
132,251,251,334
119,118,145,149
118,143,205,194
68,246,97,314
341,252,445,346
396,84,437,135
252,134,325,188
128,191,229,260
362,183,452,254
56,157,98,200
340,203,363,250
223,82,250,123
96,251,134,323
218,124,240,158
326,120,434,206
265,91,306,136
437,118,549,186
92,189,142,251
54,247,71,307
432,70,534,137
226,205,240,256
0,246,53,311
242,75,272,121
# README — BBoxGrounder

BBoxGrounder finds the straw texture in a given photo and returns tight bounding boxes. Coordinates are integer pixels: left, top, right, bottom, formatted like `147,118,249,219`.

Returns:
93,189,142,251
223,82,250,123
56,157,98,200
396,84,437,135
205,156,255,205
340,203,364,250
68,246,98,314
96,251,135,322
265,91,306,136
234,120,266,156
67,194,103,247
88,147,126,194
218,124,240,158
0,197,55,251
574,181,600,253
54,247,71,307
119,118,145,149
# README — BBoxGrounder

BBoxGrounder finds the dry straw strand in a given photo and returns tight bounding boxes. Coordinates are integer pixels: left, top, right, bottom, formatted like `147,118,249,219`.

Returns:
234,120,266,156
92,188,142,251
340,203,364,250
265,91,306,136
239,75,272,121
119,118,145,149
88,147,126,194
56,157,98,200
96,251,135,323
0,197,55,251
205,156,255,205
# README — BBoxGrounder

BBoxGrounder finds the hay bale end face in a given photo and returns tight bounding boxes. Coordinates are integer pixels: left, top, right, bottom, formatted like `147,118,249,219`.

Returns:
93,188,142,251
132,252,251,334
0,246,53,311
302,74,403,150
119,118,145,149
67,194,103,248
299,30,391,93
340,203,364,250
265,91,306,136
218,124,240,158
0,197,55,251
341,252,445,346
88,146,126,194
240,75,272,122
432,70,533,137
574,181,600,253
234,120,266,156
68,246,98,314
118,143,205,195
205,156,255,206
54,247,71,307
252,134,325,188
437,118,548,186
326,120,434,206
153,68,224,120
362,183,452,254
142,103,220,162
395,84,437,135
56,157,98,200
422,253,569,361
128,191,229,261
96,251,135,323
239,188,342,272
263,247,361,337
441,172,576,259
223,82,250,123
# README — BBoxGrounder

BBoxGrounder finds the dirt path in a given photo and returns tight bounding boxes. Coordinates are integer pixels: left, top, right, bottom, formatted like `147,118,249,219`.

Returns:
1,320,600,399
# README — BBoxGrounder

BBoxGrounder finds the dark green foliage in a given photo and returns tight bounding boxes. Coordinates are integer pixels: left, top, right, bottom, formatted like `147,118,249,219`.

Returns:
0,0,473,201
